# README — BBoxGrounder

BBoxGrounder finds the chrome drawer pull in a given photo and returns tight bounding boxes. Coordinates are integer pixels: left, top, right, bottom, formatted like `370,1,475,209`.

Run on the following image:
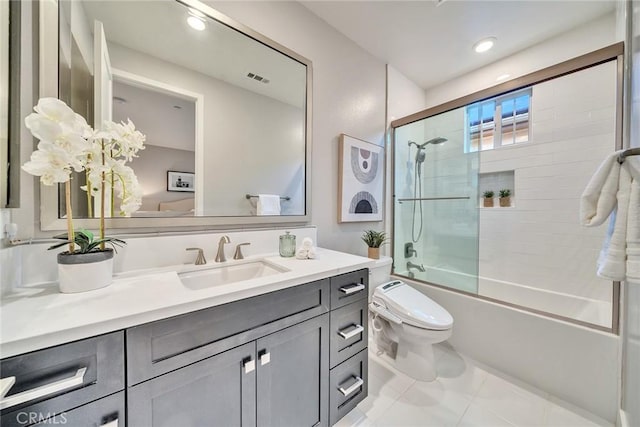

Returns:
259,351,271,366
101,419,119,427
0,367,87,410
243,359,255,374
338,375,364,397
339,284,365,295
338,324,364,340
0,376,15,399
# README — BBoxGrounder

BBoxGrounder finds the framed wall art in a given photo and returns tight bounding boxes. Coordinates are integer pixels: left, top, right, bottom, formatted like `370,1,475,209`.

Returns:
167,171,195,192
338,134,384,222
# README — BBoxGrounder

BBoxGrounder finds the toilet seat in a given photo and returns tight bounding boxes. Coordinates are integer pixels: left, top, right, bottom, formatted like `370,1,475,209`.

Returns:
372,281,453,330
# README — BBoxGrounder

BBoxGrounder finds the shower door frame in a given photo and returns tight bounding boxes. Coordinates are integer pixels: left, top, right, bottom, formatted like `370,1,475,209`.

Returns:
390,42,625,334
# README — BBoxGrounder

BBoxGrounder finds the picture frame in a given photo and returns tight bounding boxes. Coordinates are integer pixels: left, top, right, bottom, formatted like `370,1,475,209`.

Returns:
167,171,195,192
338,134,384,222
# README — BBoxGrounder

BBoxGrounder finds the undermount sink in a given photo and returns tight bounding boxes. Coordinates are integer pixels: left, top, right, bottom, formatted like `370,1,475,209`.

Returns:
179,259,289,290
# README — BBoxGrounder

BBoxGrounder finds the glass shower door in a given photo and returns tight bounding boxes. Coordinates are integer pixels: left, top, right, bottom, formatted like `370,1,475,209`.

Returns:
393,107,480,294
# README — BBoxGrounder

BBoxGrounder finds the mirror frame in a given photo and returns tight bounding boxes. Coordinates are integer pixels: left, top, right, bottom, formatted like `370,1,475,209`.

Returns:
38,0,312,231
1,0,20,209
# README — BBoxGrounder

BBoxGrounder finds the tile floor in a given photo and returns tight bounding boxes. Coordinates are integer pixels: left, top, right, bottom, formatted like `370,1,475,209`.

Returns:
336,342,613,427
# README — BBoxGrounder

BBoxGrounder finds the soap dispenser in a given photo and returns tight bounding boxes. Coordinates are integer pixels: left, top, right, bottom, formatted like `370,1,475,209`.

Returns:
279,231,296,257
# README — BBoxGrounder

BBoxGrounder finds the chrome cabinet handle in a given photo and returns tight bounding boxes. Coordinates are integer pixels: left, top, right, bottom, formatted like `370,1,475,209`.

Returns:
338,376,364,397
338,324,364,340
243,358,255,374
101,419,119,427
259,351,271,366
0,376,15,399
0,367,87,410
339,283,365,295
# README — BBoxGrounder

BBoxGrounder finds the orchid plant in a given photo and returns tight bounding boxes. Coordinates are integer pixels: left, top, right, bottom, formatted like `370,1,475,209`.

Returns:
22,98,145,254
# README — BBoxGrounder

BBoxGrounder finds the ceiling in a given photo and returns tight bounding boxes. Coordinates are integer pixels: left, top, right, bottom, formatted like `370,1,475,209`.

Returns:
301,0,616,90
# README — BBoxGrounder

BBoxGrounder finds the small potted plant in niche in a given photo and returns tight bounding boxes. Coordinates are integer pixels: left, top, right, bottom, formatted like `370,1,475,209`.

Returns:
22,98,145,293
482,190,495,207
499,189,512,207
361,230,388,260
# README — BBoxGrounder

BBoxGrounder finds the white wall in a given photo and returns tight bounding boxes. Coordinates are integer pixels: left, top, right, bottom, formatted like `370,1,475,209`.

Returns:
424,13,618,109
108,43,306,217
130,145,195,212
207,1,387,255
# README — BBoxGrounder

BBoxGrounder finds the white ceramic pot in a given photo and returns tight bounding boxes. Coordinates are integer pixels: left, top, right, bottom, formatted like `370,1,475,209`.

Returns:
57,249,114,293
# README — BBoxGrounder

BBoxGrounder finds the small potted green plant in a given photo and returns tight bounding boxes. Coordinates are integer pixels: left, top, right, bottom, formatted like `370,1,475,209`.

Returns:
361,230,388,259
499,189,512,207
483,190,495,207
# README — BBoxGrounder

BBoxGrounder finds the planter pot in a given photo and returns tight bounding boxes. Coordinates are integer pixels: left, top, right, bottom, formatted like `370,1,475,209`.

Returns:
499,197,511,207
483,198,494,207
368,247,380,260
57,249,114,293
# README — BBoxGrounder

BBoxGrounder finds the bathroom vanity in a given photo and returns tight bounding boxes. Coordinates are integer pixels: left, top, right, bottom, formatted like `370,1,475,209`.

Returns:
0,250,371,426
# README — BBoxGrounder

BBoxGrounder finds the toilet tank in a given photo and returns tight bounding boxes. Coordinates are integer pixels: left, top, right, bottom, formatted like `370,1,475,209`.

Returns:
368,256,393,300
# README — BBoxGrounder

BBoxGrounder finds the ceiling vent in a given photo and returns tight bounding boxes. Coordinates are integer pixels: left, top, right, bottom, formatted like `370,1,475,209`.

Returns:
247,72,270,84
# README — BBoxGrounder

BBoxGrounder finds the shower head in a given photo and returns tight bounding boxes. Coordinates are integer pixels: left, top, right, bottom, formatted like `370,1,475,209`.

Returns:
408,137,447,150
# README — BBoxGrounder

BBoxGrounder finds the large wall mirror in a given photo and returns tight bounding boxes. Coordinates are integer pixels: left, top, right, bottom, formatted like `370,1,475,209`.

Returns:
39,0,311,230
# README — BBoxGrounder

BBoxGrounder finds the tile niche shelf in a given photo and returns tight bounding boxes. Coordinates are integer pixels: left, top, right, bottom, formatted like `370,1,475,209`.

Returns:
479,170,515,208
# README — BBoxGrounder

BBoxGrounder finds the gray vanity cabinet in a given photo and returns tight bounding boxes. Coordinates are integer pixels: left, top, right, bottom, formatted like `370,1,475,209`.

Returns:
256,314,329,427
328,269,369,426
127,342,256,427
127,315,329,427
0,332,125,427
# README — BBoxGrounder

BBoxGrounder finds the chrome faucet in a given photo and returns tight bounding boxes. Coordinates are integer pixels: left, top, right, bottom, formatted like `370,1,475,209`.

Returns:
215,236,231,262
407,261,426,273
233,242,251,260
186,247,207,265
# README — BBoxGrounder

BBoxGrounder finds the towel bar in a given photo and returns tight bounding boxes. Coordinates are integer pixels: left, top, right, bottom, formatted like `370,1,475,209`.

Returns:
245,194,291,201
618,147,640,164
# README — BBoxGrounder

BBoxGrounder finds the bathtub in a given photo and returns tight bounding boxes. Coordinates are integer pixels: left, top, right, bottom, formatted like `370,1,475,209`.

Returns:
393,274,619,423
399,266,612,328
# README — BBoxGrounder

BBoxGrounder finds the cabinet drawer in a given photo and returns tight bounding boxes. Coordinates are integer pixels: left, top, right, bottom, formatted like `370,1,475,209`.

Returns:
127,278,330,385
0,332,124,426
330,299,368,368
31,391,124,427
330,269,368,309
329,349,368,426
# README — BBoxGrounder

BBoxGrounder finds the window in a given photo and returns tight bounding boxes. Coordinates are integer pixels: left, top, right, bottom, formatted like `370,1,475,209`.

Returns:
465,88,531,152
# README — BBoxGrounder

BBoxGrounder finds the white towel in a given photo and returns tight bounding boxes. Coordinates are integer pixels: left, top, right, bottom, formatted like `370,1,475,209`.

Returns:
580,151,640,283
257,194,281,216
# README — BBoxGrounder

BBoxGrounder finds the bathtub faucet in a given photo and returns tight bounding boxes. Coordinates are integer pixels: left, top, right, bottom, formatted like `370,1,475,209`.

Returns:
407,261,426,273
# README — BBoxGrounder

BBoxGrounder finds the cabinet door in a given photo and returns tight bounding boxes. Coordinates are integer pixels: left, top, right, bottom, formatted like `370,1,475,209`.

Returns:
128,342,256,427
256,314,329,427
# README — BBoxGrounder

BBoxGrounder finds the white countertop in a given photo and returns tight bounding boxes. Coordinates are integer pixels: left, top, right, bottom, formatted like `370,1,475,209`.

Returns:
0,248,373,358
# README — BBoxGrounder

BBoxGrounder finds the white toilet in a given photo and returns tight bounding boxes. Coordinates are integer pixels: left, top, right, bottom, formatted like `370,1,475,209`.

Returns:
368,258,454,382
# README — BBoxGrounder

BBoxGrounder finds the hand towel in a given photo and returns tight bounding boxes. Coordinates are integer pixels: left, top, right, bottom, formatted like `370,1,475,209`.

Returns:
580,151,640,283
257,194,281,216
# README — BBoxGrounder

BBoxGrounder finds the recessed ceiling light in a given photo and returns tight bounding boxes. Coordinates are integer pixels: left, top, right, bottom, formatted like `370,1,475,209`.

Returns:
187,15,206,31
473,37,496,53
496,73,510,81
